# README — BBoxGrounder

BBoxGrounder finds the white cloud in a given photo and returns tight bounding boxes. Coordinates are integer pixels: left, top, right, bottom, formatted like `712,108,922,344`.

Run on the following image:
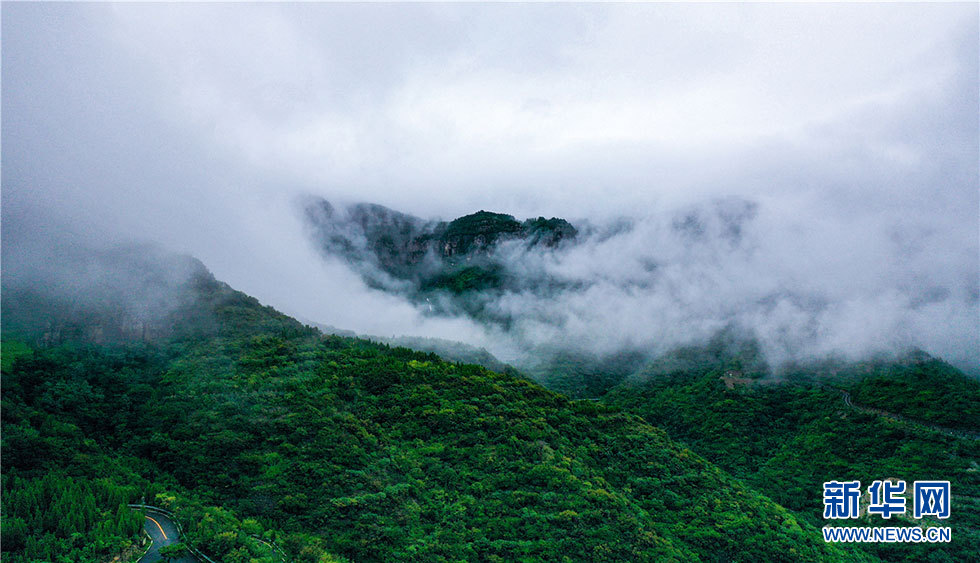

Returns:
3,2,976,372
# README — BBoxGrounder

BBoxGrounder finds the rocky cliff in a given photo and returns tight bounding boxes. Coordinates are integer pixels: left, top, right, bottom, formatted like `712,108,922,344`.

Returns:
303,198,578,311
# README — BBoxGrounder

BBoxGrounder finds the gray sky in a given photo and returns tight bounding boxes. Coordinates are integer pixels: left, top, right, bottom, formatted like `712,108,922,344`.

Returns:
3,3,977,370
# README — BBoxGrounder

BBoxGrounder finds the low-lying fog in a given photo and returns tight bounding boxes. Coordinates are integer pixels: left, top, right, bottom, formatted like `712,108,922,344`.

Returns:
3,3,977,374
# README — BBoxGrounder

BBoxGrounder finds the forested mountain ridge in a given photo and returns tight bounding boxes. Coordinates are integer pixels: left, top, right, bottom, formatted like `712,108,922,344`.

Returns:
603,349,980,562
2,245,873,562
303,199,578,320
305,200,577,282
310,321,519,376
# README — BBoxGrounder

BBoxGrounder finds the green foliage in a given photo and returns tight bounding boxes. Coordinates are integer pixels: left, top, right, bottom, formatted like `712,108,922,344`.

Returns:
423,265,503,294
441,210,523,254
604,356,980,563
11,252,972,562
847,356,980,430
530,348,647,399
380,335,515,374
0,471,144,562
1,339,32,372
1,276,866,562
158,542,187,561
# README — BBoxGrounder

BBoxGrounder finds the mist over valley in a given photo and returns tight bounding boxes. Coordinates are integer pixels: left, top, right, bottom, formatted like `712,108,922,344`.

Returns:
301,195,978,380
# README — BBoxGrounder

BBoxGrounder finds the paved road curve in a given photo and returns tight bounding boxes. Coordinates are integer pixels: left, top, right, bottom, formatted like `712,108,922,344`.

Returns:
137,510,198,563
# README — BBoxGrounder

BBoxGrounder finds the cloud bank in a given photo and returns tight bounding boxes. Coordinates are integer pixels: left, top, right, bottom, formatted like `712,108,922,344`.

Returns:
2,3,977,372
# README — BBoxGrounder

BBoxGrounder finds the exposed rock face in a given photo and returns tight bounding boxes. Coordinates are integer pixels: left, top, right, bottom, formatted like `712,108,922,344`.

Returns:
524,216,578,247
2,243,218,346
439,211,524,258
303,199,578,307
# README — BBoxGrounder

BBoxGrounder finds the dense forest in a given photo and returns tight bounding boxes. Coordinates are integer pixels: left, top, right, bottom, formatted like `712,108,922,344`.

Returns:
6,1,977,561
603,347,980,562
2,254,976,562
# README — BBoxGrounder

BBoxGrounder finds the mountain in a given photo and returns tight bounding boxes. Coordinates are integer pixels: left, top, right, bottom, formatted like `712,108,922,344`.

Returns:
0,243,211,345
303,198,578,321
2,244,872,562
603,345,980,563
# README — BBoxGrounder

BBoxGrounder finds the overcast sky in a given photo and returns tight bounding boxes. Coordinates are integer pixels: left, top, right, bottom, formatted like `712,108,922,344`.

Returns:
3,3,977,370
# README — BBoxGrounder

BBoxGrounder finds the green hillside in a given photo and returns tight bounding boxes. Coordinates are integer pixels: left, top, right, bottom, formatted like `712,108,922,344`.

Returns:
603,352,980,563
2,261,870,562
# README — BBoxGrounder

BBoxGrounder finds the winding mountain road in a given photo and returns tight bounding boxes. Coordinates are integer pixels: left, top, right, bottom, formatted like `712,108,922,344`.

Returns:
839,390,980,441
136,510,198,563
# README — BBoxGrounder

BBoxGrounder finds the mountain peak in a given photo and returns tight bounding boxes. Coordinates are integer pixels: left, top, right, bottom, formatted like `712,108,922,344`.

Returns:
304,199,579,315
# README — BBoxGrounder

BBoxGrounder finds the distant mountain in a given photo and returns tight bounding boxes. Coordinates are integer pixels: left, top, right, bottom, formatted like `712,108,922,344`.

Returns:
303,198,577,320
1,241,311,347
1,242,211,345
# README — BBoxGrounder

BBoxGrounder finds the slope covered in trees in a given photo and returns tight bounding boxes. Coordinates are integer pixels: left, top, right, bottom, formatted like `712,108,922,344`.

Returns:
2,250,872,562
603,350,980,563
